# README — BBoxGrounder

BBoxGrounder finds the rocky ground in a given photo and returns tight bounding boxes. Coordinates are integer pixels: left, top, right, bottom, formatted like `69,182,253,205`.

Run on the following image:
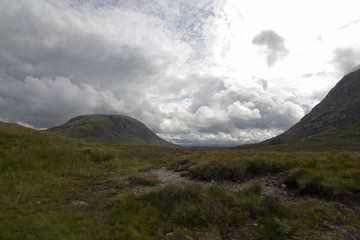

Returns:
126,167,296,201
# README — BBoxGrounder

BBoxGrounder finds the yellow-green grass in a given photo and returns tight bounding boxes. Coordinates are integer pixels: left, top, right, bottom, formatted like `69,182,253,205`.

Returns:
286,153,360,202
1,121,360,239
128,174,160,186
0,122,188,239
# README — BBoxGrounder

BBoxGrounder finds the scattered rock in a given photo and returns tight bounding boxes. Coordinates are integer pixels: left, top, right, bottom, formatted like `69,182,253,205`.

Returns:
148,168,296,200
71,200,86,206
108,168,299,202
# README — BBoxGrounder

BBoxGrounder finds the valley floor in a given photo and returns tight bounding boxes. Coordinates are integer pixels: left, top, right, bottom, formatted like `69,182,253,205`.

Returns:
1,123,360,239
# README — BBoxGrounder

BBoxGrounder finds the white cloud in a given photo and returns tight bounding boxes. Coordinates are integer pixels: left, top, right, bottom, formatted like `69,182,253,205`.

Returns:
16,121,46,130
227,101,261,120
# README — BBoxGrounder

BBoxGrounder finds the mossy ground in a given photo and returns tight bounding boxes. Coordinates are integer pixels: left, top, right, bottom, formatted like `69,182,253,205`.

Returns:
1,122,360,239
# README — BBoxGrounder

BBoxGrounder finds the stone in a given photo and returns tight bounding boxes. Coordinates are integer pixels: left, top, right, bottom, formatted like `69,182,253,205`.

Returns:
71,200,86,206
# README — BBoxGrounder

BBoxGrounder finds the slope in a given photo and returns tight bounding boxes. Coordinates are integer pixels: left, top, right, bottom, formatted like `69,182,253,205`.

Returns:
47,114,175,147
240,69,360,151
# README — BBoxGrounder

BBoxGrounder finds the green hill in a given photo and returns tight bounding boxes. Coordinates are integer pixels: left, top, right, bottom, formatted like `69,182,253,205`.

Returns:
47,114,175,147
240,69,360,151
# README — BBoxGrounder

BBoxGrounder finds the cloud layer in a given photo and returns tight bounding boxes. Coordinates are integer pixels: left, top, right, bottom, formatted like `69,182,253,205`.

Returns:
252,30,289,67
1,0,359,145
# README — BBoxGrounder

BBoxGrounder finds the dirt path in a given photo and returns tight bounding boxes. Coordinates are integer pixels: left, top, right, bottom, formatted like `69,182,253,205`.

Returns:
129,167,299,201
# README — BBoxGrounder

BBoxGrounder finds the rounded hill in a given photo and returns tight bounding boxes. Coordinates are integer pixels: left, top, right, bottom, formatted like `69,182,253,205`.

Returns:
47,114,175,147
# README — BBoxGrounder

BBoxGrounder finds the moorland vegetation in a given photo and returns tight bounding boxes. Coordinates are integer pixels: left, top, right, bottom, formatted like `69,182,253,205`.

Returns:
1,121,359,239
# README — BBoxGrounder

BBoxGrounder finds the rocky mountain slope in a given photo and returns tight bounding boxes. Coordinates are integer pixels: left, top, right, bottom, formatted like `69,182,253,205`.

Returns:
47,114,175,147
241,69,360,151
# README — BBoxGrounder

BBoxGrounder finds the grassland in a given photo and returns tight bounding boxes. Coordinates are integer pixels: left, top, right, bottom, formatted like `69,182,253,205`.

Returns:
1,121,360,239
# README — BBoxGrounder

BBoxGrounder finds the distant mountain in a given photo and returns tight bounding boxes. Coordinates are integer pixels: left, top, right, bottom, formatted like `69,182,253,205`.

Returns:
47,114,175,147
240,69,360,151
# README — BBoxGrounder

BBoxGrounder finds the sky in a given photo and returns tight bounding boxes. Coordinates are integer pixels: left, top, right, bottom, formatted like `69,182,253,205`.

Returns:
0,0,359,146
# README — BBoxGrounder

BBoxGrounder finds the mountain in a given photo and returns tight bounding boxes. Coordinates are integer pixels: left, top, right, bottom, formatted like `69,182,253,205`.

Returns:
47,114,175,147
241,69,360,151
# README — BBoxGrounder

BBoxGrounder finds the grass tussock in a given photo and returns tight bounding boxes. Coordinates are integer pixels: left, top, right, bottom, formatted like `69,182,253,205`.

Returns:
180,150,360,203
1,122,360,239
286,153,360,202
187,157,291,182
105,184,293,239
243,180,262,196
128,174,160,186
101,183,359,239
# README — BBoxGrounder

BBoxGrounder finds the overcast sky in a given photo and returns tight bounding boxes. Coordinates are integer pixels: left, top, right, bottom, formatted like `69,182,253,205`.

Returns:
1,0,359,146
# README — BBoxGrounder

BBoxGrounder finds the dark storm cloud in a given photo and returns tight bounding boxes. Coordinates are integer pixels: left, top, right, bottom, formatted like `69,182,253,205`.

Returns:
332,47,360,75
252,30,289,67
0,0,176,128
0,74,125,128
0,1,160,86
